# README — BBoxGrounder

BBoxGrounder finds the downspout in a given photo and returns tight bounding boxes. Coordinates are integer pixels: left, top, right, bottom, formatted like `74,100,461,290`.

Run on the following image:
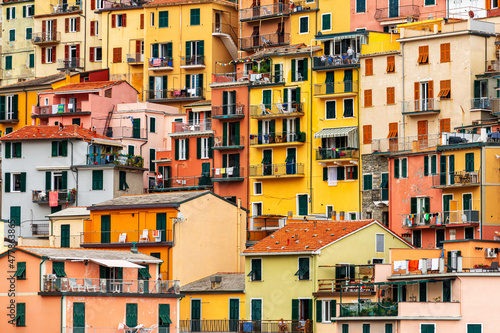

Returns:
237,199,241,272
78,8,87,72
355,67,361,216
139,114,149,156
401,42,405,137
69,139,78,206
309,51,313,214
61,294,64,332
106,11,111,68
39,257,46,291
23,87,28,126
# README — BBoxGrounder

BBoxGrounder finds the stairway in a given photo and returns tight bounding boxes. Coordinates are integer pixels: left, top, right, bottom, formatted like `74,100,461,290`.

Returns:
213,30,238,60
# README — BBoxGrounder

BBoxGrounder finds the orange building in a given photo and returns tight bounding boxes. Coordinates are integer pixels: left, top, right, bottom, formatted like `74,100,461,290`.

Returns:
0,246,180,332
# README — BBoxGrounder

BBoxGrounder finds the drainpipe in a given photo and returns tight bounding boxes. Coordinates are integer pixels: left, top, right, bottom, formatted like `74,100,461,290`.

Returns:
78,6,87,72
39,257,46,291
237,199,241,272
355,67,361,217
246,83,250,219
106,11,111,68
401,42,405,137
309,52,313,214
61,294,64,332
23,86,28,126
68,139,78,206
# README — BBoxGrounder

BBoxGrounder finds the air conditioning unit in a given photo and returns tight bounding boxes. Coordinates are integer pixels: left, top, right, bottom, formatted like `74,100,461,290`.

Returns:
485,248,497,258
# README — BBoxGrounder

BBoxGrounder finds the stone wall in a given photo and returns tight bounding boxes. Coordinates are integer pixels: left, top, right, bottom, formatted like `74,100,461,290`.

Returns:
361,154,389,225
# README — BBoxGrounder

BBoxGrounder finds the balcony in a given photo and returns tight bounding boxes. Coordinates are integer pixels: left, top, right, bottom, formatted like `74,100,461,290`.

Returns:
340,302,398,317
148,57,173,70
402,98,440,116
432,170,480,188
290,0,318,13
313,82,358,97
100,126,148,139
250,103,304,119
32,32,61,45
211,71,284,86
57,58,84,71
239,3,291,21
180,55,205,69
81,228,173,246
33,103,87,117
86,154,144,168
179,320,311,333
42,275,180,295
249,163,305,178
51,2,81,14
31,223,50,236
374,5,420,21
212,104,245,119
170,120,213,137
213,135,245,150
212,167,244,182
250,131,305,147
371,134,441,154
147,87,205,102
149,176,213,192
240,33,290,51
126,53,144,65
32,190,76,205
471,97,500,113
401,210,480,228
312,56,360,70
315,148,358,161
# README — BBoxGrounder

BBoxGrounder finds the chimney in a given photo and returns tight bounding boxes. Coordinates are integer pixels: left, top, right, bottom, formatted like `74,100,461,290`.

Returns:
210,275,222,289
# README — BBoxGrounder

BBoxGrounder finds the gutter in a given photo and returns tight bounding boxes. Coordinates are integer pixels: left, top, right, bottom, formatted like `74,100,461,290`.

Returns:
241,251,315,256
39,257,46,292
355,67,360,217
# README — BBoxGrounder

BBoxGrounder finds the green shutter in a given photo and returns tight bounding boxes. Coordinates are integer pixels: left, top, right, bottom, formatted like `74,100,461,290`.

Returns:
222,91,228,115
152,44,159,58
61,225,70,248
197,137,201,159
424,156,429,176
385,323,393,333
61,171,67,189
282,119,287,138
291,59,296,82
257,120,262,136
298,195,308,215
159,11,168,28
401,158,407,178
185,74,191,89
322,13,331,30
269,119,275,141
20,173,26,192
101,215,110,243
353,166,358,180
126,303,138,327
132,118,141,139
46,171,51,190
251,299,261,321
159,304,172,326
234,122,240,146
62,141,68,156
363,324,370,333
12,95,18,120
167,43,172,58
9,29,14,41
156,213,167,241
5,173,10,193
316,300,322,322
150,117,156,133
185,138,189,159
323,167,328,181
198,40,204,56
342,324,349,333
29,54,34,68
331,300,336,318
149,148,156,172
466,153,474,172
5,142,11,158
5,56,12,70
52,142,58,156
26,28,32,40
10,206,20,226
449,155,455,185
440,155,447,185
337,166,344,181
92,170,103,190
186,41,191,57
16,303,25,326
363,174,372,190
222,123,228,146
291,299,299,320
73,302,85,330
175,139,179,160
431,155,437,174
424,197,430,212
302,58,308,81
411,197,417,214
419,282,427,302
14,142,21,158
0,95,5,120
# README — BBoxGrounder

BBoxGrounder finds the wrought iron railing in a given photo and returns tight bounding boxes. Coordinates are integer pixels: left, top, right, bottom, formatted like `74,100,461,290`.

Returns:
212,104,245,118
250,103,304,118
313,81,358,95
249,163,305,177
240,33,290,50
315,148,358,160
312,55,360,69
250,132,305,145
239,3,291,20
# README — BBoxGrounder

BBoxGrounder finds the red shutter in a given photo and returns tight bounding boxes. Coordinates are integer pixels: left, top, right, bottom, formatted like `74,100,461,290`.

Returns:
42,20,46,35
76,44,80,59
90,21,95,36
41,47,46,64
140,14,144,29
53,19,57,37
65,18,69,33
76,17,80,32
89,47,95,62
122,14,127,27
135,40,141,54
52,47,56,63
65,45,69,60
91,0,96,10
111,14,116,28
428,80,434,98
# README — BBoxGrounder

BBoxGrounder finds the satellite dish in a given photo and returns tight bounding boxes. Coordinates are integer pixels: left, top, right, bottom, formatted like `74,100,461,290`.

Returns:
177,211,185,222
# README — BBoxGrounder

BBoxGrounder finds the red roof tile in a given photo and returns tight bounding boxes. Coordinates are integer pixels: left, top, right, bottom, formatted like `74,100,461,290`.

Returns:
243,220,376,254
0,125,117,142
43,80,125,93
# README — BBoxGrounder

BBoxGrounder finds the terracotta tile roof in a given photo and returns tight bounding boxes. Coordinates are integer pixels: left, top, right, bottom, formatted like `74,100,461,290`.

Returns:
43,80,125,93
0,125,116,142
243,220,376,254
146,0,236,7
0,73,65,90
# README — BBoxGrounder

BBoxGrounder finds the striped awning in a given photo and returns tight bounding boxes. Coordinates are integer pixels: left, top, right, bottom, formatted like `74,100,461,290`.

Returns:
315,126,359,149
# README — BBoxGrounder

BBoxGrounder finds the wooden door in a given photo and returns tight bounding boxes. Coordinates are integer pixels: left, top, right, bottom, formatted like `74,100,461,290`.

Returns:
417,120,428,148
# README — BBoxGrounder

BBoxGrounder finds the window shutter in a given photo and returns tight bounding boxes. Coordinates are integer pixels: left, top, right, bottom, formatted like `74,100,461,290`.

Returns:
414,81,420,102
65,18,69,33
51,142,58,157
424,156,429,176
302,58,308,80
431,155,437,174
323,167,328,181
402,158,407,178
16,303,25,326
197,138,201,159
291,59,296,82
411,197,417,214
123,14,127,27
52,47,56,63
5,142,11,158
76,17,80,32
111,14,116,28
12,95,18,120
23,6,26,18
185,138,189,159
89,47,95,62
291,299,299,320
337,166,344,181
53,19,57,36
174,139,179,160
42,48,46,64
428,80,433,98
365,58,373,75
46,171,51,190
140,14,144,29
449,155,455,185
62,171,67,190
185,41,191,57
5,173,10,192
331,300,336,318
90,21,95,36
126,304,138,327
208,137,213,158
424,197,430,213
20,173,26,192
91,0,95,10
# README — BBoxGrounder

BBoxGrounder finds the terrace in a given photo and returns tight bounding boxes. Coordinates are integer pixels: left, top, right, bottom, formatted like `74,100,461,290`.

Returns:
147,87,205,102
312,56,360,70
212,104,245,119
33,103,87,117
315,148,358,161
148,57,173,70
374,4,420,21
51,1,81,14
212,70,284,86
240,33,290,51
249,163,305,178
32,32,61,45
213,135,245,150
239,3,291,21
180,56,205,69
32,189,76,205
401,210,480,227
179,320,311,333
470,97,500,113
85,153,144,168
250,131,306,146
149,176,213,192
126,53,144,65
80,228,173,246
169,120,213,137
57,58,84,71
249,103,304,119
211,167,244,182
432,170,481,188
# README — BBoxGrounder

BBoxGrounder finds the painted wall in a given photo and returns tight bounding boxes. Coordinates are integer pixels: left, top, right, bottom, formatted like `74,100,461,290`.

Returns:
0,90,39,136
50,215,87,248
179,292,245,321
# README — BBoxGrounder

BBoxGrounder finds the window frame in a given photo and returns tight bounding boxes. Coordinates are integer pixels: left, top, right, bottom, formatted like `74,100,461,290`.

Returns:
253,182,262,195
375,233,385,253
296,257,310,281
249,258,262,281
69,17,77,32
321,13,331,31
190,8,201,26
116,14,124,27
299,16,309,34
325,100,336,120
343,98,354,118
179,138,187,160
363,174,373,190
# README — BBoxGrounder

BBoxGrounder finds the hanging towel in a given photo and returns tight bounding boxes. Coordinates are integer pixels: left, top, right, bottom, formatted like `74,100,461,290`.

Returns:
418,259,424,271
153,58,162,66
393,260,407,271
221,168,226,174
431,258,439,270
408,260,419,271
49,191,59,207
152,230,160,237
328,167,337,187
215,168,220,176
427,259,432,270
227,167,233,176
436,213,442,226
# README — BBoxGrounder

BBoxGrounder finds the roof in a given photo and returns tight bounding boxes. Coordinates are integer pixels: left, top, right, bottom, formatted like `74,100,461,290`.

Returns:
243,220,378,254
240,44,321,60
314,126,358,139
0,73,65,91
4,246,162,263
184,100,212,108
180,273,244,293
0,125,117,143
47,206,90,218
145,0,237,7
41,80,127,94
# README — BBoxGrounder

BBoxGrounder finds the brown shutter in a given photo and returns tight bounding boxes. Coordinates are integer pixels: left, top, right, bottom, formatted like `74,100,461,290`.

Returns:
42,20,46,35
414,82,420,100
90,21,95,36
76,44,80,59
41,47,46,64
122,13,127,27
140,14,144,29
52,47,56,63
90,47,95,62
135,40,141,54
365,59,372,76
53,19,57,37
111,14,116,28
363,125,372,144
91,0,96,10
76,17,80,32
428,80,433,98
364,89,372,107
65,45,69,60
440,118,451,133
65,18,69,33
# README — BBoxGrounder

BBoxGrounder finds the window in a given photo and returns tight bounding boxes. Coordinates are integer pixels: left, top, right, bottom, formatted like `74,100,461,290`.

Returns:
387,87,395,105
9,29,15,42
150,117,156,133
15,303,25,327
252,202,262,217
386,55,395,73
320,300,335,323
254,182,262,195
365,58,373,76
190,8,200,25
159,304,172,329
96,0,104,9
6,7,16,20
72,118,81,125
248,258,262,281
440,43,450,62
46,47,54,63
376,234,385,253
92,170,103,190
149,148,156,172
298,194,308,215
26,28,32,40
363,174,372,190
385,323,393,333
5,56,12,70
363,125,372,144
321,13,331,31
199,137,210,159
113,47,122,63
356,0,366,12
151,12,155,26
126,303,138,328
296,257,310,280
177,139,188,160
424,0,436,5
465,153,474,172
5,95,18,120
14,262,26,280
467,324,482,333
5,142,21,158
159,11,168,28
69,18,77,32
424,155,438,176
438,80,451,99
299,16,309,34
29,54,34,68
51,141,68,157
418,46,429,64
394,158,407,179
119,171,129,191
116,14,125,27
291,58,308,82
325,101,336,119
362,324,370,333
440,118,450,133
364,89,372,107
345,166,358,180
420,324,435,333
343,99,354,118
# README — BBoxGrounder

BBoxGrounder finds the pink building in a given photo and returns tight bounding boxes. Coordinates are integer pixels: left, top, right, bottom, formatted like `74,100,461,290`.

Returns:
1,246,180,332
33,81,138,130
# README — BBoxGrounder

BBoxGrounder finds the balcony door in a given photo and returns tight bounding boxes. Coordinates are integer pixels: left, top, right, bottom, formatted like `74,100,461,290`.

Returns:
191,300,201,332
443,194,453,224
389,0,399,18
69,45,77,67
285,118,296,142
46,20,53,41
418,120,428,148
229,299,239,332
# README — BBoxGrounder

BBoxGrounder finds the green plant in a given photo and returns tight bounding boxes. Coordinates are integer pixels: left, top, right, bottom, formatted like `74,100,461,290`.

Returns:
259,62,270,73
252,65,258,72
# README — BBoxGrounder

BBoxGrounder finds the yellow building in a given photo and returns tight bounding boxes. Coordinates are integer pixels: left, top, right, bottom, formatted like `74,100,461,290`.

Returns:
48,206,90,248
179,272,245,330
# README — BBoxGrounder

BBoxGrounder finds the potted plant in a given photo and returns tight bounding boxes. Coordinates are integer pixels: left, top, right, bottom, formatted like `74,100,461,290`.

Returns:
252,65,259,73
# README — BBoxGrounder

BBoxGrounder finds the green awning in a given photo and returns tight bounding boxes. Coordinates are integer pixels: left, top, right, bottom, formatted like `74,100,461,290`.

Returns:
294,267,309,276
261,156,271,164
54,266,67,277
160,314,172,324
247,269,256,277
14,266,25,277
139,268,151,279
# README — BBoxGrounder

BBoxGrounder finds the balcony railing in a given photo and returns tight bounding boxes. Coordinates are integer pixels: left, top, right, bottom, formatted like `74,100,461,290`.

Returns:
99,126,148,139
33,103,83,116
432,170,480,188
313,82,358,95
212,166,244,180
250,132,305,146
126,53,144,64
147,88,205,100
315,148,358,161
180,55,205,67
179,320,311,333
250,103,304,118
213,23,238,44
471,97,500,113
402,98,440,115
444,210,481,224
212,104,245,119
240,33,290,51
249,163,305,177
371,134,441,154
52,2,81,14
32,190,76,204
149,176,213,191
86,154,144,167
239,3,291,21
213,135,244,148
32,32,61,44
374,5,420,20
401,211,480,227
31,223,50,236
57,58,84,70
148,57,173,68
211,71,284,85
486,60,500,73
312,55,360,69
42,276,180,294
81,228,173,245
172,120,212,134
317,279,376,293
340,302,398,317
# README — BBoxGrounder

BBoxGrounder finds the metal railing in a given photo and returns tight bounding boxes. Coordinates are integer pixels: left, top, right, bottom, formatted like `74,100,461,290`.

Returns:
290,0,318,11
57,58,84,70
148,57,173,68
62,328,168,333
212,166,244,179
444,210,481,224
172,120,212,134
340,302,398,317
181,55,205,67
312,55,361,69
371,134,441,154
250,103,304,118
432,170,481,187
317,280,376,293
249,163,305,177
486,60,500,73
86,154,144,167
315,148,358,161
52,2,81,14
42,276,180,294
211,71,284,85
126,53,144,64
239,3,291,20
33,103,83,116
31,223,50,236
32,189,76,204
250,132,305,145
313,81,358,95
402,98,440,114
149,176,213,190
213,23,238,44
147,88,204,100
32,32,61,44
401,212,443,228
471,98,500,113
240,33,290,50
213,135,244,148
98,126,147,139
81,228,173,244
212,104,245,118
374,5,420,20
179,320,311,333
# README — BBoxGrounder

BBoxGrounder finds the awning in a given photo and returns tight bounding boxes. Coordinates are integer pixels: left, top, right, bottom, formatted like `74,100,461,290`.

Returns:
314,126,358,148
90,259,145,269
381,178,388,189
160,314,172,325
14,265,26,277
138,268,152,279
53,266,67,277
92,138,123,148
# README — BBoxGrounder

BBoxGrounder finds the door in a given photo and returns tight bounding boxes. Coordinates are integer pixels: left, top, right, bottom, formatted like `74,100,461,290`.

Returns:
156,213,167,242
61,224,70,248
229,299,239,332
463,193,472,221
465,227,474,240
436,229,445,248
251,299,262,332
73,303,85,333
298,194,308,215
443,194,453,224
191,300,201,332
200,162,212,185
215,12,221,31
262,150,272,175
133,118,141,139
69,45,77,67
262,90,272,111
413,230,421,248
101,215,110,243
46,20,53,41
381,173,389,201
389,0,399,18
286,148,296,174
417,120,428,148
